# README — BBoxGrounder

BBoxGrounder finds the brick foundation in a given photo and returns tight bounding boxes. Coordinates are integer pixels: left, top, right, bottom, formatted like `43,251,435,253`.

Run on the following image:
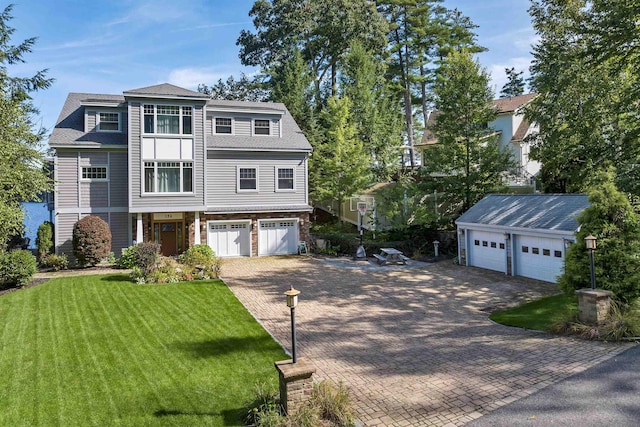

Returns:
274,358,316,416
576,289,613,325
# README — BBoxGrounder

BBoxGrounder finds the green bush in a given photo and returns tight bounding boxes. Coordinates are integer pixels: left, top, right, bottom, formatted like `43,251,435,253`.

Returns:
41,253,69,271
180,244,221,279
0,250,37,287
148,257,184,284
72,216,112,266
36,221,54,260
116,245,138,269
134,242,161,279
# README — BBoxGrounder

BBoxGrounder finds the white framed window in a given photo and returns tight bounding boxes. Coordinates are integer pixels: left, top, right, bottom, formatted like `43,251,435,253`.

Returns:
144,161,193,193
237,166,258,191
97,112,120,132
143,104,193,135
276,166,295,191
254,119,270,135
81,166,108,181
215,117,232,134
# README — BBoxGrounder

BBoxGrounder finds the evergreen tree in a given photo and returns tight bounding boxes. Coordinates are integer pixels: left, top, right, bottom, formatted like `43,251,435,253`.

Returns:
197,73,269,102
421,50,513,215
499,67,525,98
0,5,53,248
311,97,371,219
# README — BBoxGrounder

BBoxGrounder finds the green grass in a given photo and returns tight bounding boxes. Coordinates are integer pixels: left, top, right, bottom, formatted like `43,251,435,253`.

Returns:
0,274,287,426
489,293,578,331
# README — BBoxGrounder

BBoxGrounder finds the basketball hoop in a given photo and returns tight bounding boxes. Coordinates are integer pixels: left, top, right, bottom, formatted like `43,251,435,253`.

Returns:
357,202,368,216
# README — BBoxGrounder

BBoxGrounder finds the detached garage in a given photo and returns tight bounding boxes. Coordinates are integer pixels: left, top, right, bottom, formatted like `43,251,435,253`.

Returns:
456,194,590,283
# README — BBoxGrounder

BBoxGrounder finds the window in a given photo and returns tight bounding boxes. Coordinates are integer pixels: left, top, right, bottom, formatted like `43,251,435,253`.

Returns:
543,249,551,256
532,247,540,254
143,104,192,134
98,112,119,131
522,246,529,253
499,243,505,249
490,242,497,248
277,167,294,190
81,166,107,180
215,117,232,134
554,250,562,258
482,241,488,247
238,167,257,191
144,161,193,193
474,240,480,246
254,119,270,135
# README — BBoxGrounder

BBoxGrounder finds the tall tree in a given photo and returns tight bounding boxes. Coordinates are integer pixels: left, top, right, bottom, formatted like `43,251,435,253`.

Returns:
499,67,525,98
0,4,53,248
421,50,513,214
197,73,269,102
339,41,403,181
310,97,371,219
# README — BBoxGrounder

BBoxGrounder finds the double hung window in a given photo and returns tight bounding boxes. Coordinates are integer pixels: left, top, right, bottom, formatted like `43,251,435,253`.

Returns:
144,105,192,135
238,167,257,191
276,167,294,190
215,118,232,134
98,112,119,132
254,119,270,135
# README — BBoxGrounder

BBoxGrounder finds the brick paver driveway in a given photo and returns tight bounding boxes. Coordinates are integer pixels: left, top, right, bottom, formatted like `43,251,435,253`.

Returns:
221,256,630,427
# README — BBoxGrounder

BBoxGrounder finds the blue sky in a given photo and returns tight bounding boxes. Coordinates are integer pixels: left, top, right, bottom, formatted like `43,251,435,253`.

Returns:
8,0,536,137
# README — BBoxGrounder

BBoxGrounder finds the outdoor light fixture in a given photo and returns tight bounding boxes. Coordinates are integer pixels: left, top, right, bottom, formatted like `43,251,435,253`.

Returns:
585,234,597,290
284,286,301,363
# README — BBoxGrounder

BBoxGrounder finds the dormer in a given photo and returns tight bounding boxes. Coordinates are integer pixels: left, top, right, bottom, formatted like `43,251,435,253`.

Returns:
208,101,286,138
81,98,127,134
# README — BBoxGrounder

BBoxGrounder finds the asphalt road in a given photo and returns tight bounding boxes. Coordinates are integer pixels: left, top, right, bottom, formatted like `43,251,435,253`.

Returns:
467,344,640,426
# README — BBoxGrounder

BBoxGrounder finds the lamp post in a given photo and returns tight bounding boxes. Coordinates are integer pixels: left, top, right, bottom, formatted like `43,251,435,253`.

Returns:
585,234,597,290
284,286,301,363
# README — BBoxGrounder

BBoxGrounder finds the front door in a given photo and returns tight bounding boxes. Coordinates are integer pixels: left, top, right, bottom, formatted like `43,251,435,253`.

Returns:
153,221,183,256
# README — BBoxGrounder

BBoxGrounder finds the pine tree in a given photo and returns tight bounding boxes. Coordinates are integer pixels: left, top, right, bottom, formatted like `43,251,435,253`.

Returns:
499,67,525,98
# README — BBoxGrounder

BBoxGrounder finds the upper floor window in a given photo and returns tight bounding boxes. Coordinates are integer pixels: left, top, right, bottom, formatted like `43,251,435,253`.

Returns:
276,167,294,191
81,166,108,181
237,167,258,191
143,104,192,135
215,118,232,134
254,119,270,135
98,112,120,132
144,161,193,193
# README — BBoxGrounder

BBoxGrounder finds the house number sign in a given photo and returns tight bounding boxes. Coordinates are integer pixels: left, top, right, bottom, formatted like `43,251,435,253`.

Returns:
153,213,184,221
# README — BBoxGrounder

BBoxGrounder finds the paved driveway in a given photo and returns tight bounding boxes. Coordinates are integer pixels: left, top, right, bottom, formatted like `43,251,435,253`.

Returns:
221,256,630,427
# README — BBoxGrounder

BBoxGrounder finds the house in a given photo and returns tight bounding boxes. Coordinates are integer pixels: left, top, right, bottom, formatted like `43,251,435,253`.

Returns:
455,194,590,283
49,83,313,259
418,93,540,188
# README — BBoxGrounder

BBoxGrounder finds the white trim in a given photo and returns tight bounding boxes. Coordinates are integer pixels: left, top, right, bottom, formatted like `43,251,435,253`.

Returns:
129,205,207,214
213,116,234,135
455,222,576,238
136,213,143,243
206,147,311,153
275,165,296,192
194,211,201,244
236,165,259,192
79,165,109,181
81,101,124,108
257,217,300,256
208,106,285,115
206,219,252,257
50,144,128,150
204,206,313,215
96,110,122,132
142,160,194,194
141,103,195,136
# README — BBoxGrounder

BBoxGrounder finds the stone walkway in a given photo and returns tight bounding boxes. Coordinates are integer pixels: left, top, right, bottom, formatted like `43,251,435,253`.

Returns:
221,256,631,427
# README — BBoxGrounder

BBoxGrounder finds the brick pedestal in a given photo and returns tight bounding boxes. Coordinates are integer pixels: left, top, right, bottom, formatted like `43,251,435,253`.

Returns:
576,289,613,325
274,358,315,416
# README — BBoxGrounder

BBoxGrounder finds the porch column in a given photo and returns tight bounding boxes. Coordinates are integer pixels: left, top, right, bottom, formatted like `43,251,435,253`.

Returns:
136,213,143,243
194,211,201,245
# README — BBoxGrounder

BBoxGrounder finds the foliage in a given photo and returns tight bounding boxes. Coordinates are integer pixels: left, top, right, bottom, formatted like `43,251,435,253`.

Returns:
489,294,577,331
148,257,184,284
551,300,640,342
0,249,37,287
180,244,223,279
244,381,282,427
559,170,640,303
525,0,640,195
116,244,138,269
0,5,54,249
311,97,371,218
130,241,161,280
0,275,287,425
420,49,513,218
72,216,112,267
40,253,68,271
198,72,269,102
307,381,355,426
499,67,525,98
36,221,53,260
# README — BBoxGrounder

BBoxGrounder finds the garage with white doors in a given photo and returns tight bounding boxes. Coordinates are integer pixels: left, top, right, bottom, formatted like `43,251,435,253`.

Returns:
456,194,590,283
207,220,251,257
259,219,299,256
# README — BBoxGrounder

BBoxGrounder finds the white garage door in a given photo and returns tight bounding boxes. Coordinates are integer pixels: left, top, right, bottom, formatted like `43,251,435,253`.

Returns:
468,230,506,273
259,220,298,256
515,235,564,282
207,221,250,257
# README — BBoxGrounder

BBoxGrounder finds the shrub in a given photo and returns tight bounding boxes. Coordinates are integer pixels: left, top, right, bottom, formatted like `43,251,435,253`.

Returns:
41,253,69,271
306,381,355,426
72,216,112,266
244,381,283,427
0,250,37,287
134,241,161,279
116,245,138,269
148,257,183,284
36,221,54,260
180,244,222,279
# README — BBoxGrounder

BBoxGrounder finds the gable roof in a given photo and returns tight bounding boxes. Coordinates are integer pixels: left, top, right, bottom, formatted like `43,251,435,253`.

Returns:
456,194,589,232
493,93,537,114
124,83,209,100
511,119,531,142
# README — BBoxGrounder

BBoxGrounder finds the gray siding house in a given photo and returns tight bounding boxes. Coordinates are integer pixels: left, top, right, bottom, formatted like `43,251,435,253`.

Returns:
49,83,312,259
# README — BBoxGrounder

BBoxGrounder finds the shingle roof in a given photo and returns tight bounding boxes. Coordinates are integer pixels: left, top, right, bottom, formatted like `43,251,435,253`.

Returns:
456,194,590,232
493,93,537,114
205,204,313,213
49,93,127,147
511,119,530,142
124,83,209,99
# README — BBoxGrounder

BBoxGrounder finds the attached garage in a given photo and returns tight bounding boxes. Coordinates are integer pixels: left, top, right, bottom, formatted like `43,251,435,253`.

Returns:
207,220,251,257
258,219,299,256
456,194,590,283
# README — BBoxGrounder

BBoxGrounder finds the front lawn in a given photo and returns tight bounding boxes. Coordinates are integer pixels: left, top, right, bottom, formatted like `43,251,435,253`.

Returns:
0,274,287,426
489,293,578,331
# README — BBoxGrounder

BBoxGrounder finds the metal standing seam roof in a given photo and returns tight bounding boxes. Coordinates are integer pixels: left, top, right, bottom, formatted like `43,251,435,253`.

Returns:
456,194,590,232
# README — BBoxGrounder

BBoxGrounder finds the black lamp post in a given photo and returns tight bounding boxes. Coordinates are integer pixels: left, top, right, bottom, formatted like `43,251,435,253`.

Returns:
284,286,300,363
585,234,597,290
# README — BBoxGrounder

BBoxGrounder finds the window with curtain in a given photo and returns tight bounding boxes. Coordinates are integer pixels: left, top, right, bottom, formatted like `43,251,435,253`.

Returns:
143,105,193,134
144,161,193,193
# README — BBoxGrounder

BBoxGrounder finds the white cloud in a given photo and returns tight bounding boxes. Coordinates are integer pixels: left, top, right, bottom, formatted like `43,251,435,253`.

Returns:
167,67,240,90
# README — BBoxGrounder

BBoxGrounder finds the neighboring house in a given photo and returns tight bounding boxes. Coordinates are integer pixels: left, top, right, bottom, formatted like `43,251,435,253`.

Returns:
49,83,313,259
456,194,589,283
418,93,540,188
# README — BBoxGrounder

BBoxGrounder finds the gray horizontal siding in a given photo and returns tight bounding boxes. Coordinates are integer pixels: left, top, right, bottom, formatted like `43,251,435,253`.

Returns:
235,117,251,136
87,111,96,132
80,182,108,208
110,151,128,207
206,151,307,207
56,151,79,208
55,213,79,257
79,151,108,166
110,212,131,255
